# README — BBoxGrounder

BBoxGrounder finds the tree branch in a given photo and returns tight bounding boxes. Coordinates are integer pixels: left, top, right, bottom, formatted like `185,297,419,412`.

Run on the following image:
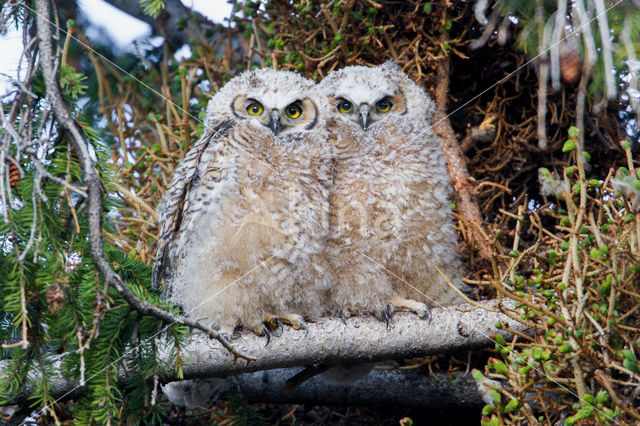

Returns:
33,0,252,361
2,300,525,406
233,368,485,408
432,54,491,260
171,301,519,378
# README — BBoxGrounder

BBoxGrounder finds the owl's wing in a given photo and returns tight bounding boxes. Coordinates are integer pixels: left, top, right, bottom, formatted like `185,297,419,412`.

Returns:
152,119,233,290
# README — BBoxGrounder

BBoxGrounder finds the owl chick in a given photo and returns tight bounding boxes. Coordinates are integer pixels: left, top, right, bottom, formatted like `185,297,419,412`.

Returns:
317,61,467,320
153,69,334,336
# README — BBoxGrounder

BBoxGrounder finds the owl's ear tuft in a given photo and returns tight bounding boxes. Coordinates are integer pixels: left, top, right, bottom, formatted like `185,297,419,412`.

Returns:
380,61,400,72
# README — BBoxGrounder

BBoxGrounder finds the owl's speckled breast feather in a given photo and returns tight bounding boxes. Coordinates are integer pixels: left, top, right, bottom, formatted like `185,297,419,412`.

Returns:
317,62,467,319
154,68,335,335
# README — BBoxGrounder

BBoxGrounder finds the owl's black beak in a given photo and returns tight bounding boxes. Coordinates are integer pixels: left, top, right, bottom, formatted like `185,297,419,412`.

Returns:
358,104,371,130
268,110,282,134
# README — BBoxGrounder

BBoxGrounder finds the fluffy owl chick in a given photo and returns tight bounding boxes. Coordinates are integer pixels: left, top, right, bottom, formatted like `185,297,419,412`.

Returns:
317,61,467,319
153,69,334,336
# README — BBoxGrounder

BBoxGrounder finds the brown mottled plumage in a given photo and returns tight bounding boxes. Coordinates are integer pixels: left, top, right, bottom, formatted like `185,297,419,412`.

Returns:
153,69,334,336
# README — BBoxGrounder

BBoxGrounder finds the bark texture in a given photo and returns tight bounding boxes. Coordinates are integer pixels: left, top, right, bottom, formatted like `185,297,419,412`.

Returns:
4,300,523,406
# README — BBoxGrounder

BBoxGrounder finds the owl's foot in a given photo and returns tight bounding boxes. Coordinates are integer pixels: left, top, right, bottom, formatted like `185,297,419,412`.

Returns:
251,323,272,346
254,314,309,343
219,331,232,343
266,317,284,337
266,313,308,334
373,304,395,328
216,324,238,342
391,297,431,322
279,313,308,330
339,310,349,325
281,314,309,336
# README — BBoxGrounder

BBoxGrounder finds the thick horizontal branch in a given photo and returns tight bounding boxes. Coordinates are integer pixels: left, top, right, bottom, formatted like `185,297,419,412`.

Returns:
171,300,521,378
6,367,482,424
233,367,484,408
2,300,523,408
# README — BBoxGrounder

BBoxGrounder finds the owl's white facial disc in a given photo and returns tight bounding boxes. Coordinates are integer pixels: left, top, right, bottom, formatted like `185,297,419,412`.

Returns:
325,67,398,107
204,68,322,136
318,61,434,131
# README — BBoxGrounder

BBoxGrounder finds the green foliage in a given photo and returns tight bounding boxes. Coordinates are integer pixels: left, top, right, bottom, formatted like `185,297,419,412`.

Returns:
140,0,165,18
562,139,576,152
479,128,639,423
0,133,187,421
59,65,88,100
0,43,186,423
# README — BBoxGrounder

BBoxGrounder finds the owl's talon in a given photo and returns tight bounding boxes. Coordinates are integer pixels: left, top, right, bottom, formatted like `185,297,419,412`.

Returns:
419,306,432,323
383,304,394,329
408,301,431,322
251,324,272,346
232,327,243,340
271,319,283,337
372,304,394,327
299,320,309,337
264,315,280,331
262,325,271,346
339,311,347,325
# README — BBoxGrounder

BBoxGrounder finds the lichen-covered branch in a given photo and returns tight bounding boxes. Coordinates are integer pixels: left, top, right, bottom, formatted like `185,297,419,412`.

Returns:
171,300,521,378
2,300,523,406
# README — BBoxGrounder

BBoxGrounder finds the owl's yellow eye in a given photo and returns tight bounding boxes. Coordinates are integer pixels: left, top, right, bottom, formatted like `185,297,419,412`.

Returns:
376,99,392,113
285,103,302,119
337,100,353,113
246,102,264,116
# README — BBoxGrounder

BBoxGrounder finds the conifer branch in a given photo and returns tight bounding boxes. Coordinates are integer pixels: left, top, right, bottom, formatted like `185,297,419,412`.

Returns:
33,0,254,363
